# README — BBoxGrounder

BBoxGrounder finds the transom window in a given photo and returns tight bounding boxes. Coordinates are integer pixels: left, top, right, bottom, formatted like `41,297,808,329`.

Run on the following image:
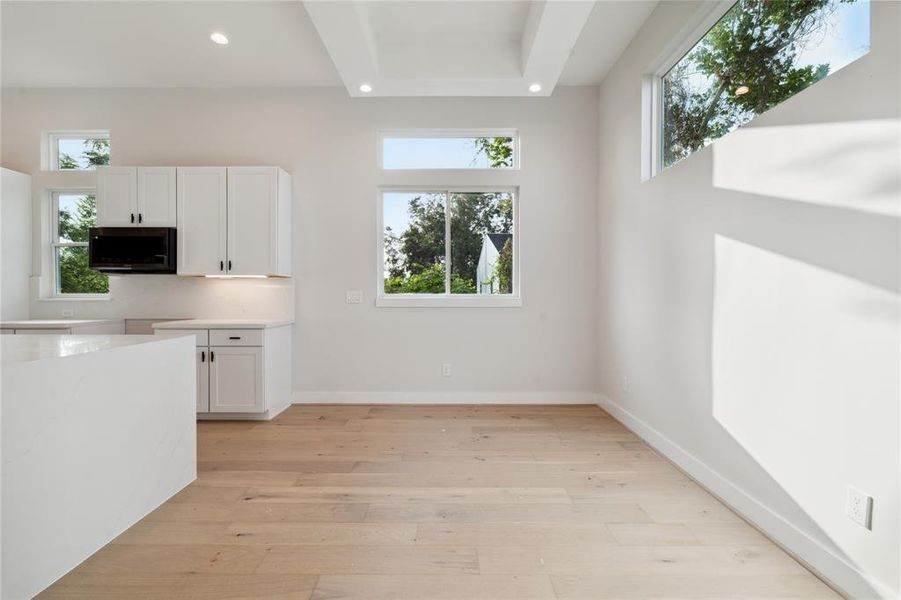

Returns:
381,131,518,169
52,191,108,295
45,131,110,171
657,0,869,172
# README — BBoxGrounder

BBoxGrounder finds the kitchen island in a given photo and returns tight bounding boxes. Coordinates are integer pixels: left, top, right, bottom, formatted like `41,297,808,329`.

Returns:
1,334,196,599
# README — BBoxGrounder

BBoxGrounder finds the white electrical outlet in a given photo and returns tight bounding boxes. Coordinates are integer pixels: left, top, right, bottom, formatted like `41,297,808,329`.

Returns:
846,486,873,530
345,290,363,304
621,375,630,393
62,309,74,317
442,363,452,377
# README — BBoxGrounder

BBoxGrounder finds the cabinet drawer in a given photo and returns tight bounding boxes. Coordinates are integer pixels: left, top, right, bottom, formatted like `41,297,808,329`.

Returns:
155,329,210,347
210,329,263,347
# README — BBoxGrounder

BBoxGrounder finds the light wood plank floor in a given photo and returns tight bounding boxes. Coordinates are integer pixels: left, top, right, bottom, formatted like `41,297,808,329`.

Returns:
40,405,839,599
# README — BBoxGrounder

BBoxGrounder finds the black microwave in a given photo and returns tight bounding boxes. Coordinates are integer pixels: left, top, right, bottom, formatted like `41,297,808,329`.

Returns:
88,227,177,274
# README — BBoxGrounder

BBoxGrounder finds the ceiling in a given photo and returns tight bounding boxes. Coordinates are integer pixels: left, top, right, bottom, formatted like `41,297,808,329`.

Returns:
0,0,657,94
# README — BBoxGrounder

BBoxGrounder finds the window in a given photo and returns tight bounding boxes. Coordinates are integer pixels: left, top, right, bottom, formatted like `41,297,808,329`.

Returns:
658,0,870,170
52,191,108,295
381,131,517,169
379,189,517,306
45,131,110,170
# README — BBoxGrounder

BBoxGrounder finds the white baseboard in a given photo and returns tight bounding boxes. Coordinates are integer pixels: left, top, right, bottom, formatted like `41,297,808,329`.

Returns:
293,390,599,405
597,394,894,600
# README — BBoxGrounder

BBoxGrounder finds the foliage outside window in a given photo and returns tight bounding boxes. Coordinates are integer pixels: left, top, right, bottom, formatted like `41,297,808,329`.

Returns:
53,192,109,295
48,132,110,170
662,0,870,169
382,190,515,296
382,135,516,169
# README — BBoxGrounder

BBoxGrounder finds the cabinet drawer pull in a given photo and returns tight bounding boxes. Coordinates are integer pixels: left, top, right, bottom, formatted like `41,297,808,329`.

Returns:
228,260,232,271
201,351,206,362
220,260,224,272
130,213,135,223
138,213,143,224
228,336,241,340
210,350,215,362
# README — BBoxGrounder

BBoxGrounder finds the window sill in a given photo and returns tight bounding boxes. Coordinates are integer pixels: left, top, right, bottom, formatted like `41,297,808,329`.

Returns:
39,295,112,302
376,295,522,308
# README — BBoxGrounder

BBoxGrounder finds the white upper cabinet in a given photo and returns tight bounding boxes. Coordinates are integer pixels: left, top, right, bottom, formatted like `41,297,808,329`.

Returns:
96,167,138,226
227,167,292,277
99,165,291,277
137,167,176,227
177,167,227,276
97,167,175,227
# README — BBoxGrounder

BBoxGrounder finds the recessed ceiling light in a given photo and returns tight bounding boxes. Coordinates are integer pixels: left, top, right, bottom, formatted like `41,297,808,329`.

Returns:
210,32,229,45
528,83,542,93
359,83,373,93
734,85,750,96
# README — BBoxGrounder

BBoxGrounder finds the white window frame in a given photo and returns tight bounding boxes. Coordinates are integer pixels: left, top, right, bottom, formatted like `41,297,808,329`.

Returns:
42,130,110,171
379,129,521,171
640,0,736,181
51,189,109,298
376,185,521,308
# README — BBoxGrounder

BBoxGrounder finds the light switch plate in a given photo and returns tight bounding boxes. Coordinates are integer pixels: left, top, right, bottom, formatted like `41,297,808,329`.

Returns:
846,486,873,530
346,290,363,304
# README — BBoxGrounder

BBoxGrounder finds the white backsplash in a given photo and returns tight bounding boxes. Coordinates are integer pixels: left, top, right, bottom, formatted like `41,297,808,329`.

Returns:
30,275,294,321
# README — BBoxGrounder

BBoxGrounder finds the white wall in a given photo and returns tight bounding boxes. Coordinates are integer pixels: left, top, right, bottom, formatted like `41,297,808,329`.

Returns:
0,87,599,400
596,1,900,598
1,168,31,320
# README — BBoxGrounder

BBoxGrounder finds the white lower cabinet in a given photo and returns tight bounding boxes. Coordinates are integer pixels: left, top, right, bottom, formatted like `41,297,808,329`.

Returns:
209,346,263,413
155,324,291,419
196,348,210,413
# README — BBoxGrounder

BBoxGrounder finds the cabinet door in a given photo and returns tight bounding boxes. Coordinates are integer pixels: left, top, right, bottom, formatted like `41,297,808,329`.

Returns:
96,167,138,226
227,167,278,276
176,167,227,276
138,167,176,227
196,348,210,413
209,346,264,413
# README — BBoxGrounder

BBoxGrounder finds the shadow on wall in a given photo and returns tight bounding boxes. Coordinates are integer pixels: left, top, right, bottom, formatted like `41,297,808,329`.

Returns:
712,119,901,218
707,119,900,597
712,235,899,596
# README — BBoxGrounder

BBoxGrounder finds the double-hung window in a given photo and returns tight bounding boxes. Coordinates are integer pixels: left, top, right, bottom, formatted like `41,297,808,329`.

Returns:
646,0,870,176
52,191,109,296
378,131,520,307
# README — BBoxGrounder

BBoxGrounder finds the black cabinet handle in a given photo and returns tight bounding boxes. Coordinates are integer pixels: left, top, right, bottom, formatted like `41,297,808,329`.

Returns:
130,213,135,223
138,213,143,224
220,261,224,271
210,350,215,362
228,260,232,271
201,351,206,362
228,336,241,340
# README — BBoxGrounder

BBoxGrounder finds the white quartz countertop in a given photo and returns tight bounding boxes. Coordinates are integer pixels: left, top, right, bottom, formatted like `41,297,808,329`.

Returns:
0,319,123,329
1,334,184,364
152,318,294,330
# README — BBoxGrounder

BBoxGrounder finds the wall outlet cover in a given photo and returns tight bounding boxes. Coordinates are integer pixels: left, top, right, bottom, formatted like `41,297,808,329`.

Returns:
846,486,873,530
345,291,363,304
61,309,74,317
442,363,452,377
